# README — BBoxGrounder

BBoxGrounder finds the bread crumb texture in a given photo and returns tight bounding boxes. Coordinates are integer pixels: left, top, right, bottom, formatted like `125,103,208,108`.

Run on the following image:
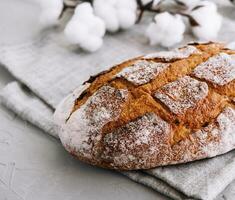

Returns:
55,42,235,170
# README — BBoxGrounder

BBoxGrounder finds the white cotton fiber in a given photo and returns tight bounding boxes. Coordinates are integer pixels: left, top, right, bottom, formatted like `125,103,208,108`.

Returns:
145,12,185,47
64,2,105,52
190,1,222,40
93,0,137,32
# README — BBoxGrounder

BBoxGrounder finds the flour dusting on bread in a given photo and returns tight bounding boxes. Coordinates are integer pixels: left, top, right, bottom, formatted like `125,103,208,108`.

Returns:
116,60,170,85
174,107,235,161
144,45,200,61
193,53,235,86
155,76,209,115
54,42,235,170
206,107,235,155
102,113,171,168
59,85,128,158
54,83,91,126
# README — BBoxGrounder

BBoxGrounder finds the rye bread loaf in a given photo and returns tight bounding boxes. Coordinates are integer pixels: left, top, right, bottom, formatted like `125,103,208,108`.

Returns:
54,42,235,170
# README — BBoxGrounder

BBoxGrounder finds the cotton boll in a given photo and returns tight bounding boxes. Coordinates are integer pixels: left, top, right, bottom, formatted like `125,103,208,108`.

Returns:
64,20,89,44
80,36,103,52
38,0,63,26
146,23,161,45
74,1,93,16
64,2,106,52
196,1,217,12
88,17,106,37
192,13,222,40
99,0,116,6
190,1,222,40
117,9,136,29
93,2,119,32
145,12,185,47
117,0,137,10
161,15,185,47
93,0,137,32
116,0,137,29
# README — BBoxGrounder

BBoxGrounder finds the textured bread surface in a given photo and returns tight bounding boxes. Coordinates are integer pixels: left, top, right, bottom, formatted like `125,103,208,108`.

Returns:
54,42,235,170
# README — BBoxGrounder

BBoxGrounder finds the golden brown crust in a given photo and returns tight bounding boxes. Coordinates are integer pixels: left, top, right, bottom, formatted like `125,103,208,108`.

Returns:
54,42,235,170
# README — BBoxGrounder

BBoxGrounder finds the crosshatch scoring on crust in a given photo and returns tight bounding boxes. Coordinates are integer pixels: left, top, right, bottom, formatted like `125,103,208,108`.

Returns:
115,60,170,86
102,112,171,168
101,106,235,168
170,106,235,164
55,42,235,170
193,53,235,86
143,45,201,61
60,85,128,158
154,76,209,115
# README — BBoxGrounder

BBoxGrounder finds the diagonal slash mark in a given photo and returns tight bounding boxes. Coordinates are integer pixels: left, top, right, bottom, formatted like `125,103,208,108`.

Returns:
8,162,15,188
2,162,25,200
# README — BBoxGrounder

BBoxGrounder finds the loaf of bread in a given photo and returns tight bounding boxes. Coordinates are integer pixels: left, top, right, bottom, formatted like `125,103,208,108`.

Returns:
54,42,235,170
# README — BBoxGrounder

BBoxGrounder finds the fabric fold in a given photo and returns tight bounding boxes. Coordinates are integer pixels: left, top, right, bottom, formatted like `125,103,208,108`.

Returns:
0,81,184,200
1,11,235,199
3,81,235,200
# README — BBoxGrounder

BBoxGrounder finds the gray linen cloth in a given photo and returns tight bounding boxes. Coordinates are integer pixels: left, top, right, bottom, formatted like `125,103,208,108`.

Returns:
1,6,235,200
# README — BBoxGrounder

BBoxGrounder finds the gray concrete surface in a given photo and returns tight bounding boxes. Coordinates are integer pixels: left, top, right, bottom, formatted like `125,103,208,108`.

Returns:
0,0,165,199
0,0,234,199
